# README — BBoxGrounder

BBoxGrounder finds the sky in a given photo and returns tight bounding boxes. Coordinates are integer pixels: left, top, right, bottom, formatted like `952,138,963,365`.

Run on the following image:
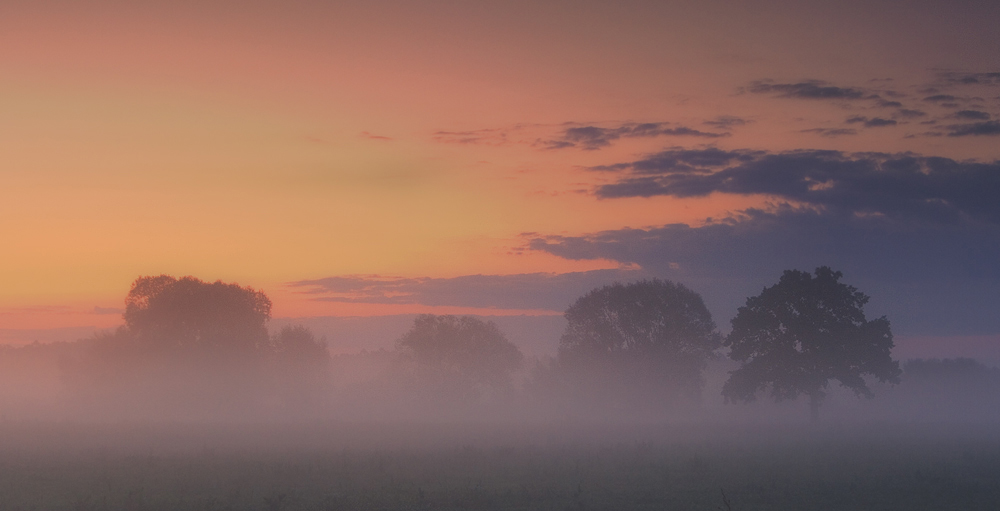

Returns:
2,0,999,359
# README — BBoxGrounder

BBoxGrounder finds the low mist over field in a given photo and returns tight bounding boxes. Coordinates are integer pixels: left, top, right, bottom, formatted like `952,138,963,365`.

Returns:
2,261,999,511
3,0,1000,508
2,274,998,428
2,270,999,511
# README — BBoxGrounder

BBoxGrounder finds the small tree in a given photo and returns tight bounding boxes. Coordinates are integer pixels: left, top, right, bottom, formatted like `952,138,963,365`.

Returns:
722,267,901,421
557,280,721,405
269,325,329,363
396,315,523,401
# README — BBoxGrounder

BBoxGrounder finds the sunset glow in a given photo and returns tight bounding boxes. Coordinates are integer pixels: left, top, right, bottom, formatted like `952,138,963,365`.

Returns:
2,1,998,360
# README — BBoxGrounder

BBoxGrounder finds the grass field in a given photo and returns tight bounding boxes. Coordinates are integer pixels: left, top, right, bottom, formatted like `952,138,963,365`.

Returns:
0,421,998,510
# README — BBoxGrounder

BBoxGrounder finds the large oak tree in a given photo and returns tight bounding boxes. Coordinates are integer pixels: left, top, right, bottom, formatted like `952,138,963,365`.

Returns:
722,267,901,421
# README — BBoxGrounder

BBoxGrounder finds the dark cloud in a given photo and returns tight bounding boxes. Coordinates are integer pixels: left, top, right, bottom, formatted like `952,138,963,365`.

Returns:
917,93,985,109
360,131,393,141
947,121,1000,136
590,148,1000,225
897,109,927,118
538,139,576,150
703,116,749,128
527,208,1000,336
865,118,897,127
432,122,730,150
954,110,991,120
846,116,898,127
589,147,762,175
938,72,1000,86
745,80,868,100
287,268,649,312
432,129,508,145
800,128,858,137
876,99,904,108
924,94,959,102
542,123,728,150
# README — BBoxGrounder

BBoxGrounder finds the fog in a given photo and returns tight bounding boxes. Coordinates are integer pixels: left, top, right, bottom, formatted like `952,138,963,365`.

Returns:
2,325,998,429
2,341,999,510
2,276,999,509
1,341,999,510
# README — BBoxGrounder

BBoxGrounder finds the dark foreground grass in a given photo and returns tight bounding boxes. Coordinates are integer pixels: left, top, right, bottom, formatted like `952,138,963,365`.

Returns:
0,422,998,511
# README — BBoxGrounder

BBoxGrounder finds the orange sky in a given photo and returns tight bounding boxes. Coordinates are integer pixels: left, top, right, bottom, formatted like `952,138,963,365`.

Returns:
2,0,999,336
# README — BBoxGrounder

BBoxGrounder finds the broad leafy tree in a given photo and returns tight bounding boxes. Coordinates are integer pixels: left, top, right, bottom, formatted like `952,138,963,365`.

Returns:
722,267,901,421
62,275,328,418
124,275,272,354
557,280,721,402
396,315,523,400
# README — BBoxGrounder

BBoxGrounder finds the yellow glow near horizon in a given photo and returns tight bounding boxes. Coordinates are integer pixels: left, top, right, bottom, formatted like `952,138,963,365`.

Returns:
3,1,997,334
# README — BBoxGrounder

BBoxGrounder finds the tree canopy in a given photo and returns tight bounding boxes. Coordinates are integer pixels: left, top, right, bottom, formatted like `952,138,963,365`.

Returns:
722,267,901,421
124,275,272,353
557,279,721,399
396,315,524,399
61,275,329,419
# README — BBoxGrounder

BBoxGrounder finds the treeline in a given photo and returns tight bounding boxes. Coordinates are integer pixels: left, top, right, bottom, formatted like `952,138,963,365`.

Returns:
0,272,998,423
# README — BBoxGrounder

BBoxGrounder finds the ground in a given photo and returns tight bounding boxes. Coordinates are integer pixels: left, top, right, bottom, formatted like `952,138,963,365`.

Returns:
0,421,997,510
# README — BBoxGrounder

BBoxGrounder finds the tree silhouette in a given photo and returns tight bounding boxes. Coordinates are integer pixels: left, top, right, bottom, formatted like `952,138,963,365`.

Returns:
722,267,901,421
60,275,322,418
396,315,523,401
124,275,271,354
556,280,721,404
269,325,329,363
262,325,331,410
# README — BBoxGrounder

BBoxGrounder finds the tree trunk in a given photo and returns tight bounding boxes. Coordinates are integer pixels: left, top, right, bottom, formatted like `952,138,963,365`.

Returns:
809,392,822,423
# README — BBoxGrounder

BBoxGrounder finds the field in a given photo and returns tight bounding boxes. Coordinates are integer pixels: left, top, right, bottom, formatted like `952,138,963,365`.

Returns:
1,421,998,511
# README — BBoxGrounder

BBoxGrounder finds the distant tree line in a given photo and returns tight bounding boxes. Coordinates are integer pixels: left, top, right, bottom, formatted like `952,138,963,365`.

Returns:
6,268,999,422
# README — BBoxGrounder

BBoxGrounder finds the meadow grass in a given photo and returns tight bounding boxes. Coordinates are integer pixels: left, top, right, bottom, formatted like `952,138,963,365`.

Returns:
0,421,997,510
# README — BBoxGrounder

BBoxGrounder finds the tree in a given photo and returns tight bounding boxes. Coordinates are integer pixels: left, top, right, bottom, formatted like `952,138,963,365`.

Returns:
124,275,271,354
60,275,332,419
268,325,329,364
556,280,721,402
261,325,331,410
396,315,523,401
722,267,901,421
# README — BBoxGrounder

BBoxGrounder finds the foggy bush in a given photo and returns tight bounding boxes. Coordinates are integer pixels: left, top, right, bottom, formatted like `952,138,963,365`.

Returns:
258,325,332,415
880,358,1000,421
56,276,331,420
325,349,404,418
303,316,525,421
60,326,273,419
536,280,721,416
903,357,1000,383
393,315,524,408
0,341,78,418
